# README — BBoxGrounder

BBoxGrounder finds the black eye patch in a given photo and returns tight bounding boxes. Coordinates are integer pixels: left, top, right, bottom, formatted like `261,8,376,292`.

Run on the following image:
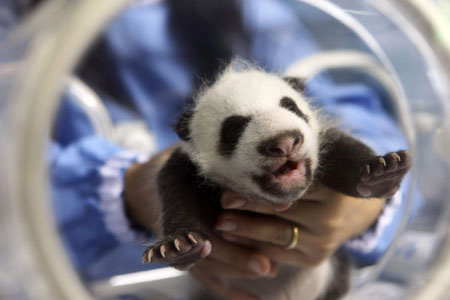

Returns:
280,97,309,124
219,115,252,156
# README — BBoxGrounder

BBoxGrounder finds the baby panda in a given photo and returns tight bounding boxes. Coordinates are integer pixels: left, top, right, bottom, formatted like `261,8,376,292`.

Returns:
142,63,411,300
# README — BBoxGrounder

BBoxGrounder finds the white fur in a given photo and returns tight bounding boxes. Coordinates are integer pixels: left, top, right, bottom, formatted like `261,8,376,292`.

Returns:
185,66,322,203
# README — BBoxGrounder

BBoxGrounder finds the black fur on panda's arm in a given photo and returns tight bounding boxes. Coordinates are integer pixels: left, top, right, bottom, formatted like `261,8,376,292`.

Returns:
317,128,375,197
317,127,411,198
141,148,221,267
158,148,221,236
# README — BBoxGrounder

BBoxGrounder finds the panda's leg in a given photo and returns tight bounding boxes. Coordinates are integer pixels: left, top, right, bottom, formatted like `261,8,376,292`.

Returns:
142,149,220,268
317,127,411,198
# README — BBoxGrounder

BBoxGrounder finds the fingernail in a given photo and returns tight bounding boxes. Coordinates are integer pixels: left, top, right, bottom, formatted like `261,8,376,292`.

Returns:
216,220,237,231
201,241,212,258
357,183,372,197
223,197,245,209
274,202,291,212
248,258,266,275
222,232,237,242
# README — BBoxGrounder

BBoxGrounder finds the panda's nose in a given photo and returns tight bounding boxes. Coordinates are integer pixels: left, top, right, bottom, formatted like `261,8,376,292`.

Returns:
259,133,303,157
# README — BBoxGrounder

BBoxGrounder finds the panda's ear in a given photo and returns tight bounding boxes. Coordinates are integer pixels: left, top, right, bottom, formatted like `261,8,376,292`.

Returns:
174,109,194,141
283,76,306,94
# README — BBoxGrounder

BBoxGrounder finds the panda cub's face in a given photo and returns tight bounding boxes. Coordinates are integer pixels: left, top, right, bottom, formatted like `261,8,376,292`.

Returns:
177,67,321,204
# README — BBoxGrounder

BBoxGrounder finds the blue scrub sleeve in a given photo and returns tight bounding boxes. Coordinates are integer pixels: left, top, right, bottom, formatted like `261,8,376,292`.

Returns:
50,135,148,271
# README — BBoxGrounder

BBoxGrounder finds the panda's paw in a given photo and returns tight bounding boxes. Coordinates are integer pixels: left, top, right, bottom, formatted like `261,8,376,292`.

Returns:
142,231,211,269
356,150,411,198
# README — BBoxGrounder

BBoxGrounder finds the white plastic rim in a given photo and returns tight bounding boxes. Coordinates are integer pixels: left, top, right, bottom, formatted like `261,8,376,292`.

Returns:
0,0,131,299
0,0,449,299
66,76,117,141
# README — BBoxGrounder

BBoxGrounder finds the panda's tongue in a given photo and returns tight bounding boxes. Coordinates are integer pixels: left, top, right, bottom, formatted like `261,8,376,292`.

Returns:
272,160,305,183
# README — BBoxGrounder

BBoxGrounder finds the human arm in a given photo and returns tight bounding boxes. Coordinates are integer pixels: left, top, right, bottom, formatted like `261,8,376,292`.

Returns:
123,143,181,236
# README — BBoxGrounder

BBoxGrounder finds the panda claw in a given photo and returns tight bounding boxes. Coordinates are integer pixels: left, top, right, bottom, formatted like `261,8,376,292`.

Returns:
143,248,154,263
379,157,386,167
188,233,198,244
174,239,181,252
160,245,167,258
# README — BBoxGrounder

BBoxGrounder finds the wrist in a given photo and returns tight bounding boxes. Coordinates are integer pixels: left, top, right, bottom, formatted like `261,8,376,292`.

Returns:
124,161,157,231
123,143,180,235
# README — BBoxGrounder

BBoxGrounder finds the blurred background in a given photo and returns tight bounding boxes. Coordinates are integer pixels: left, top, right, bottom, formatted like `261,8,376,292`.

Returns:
0,0,449,299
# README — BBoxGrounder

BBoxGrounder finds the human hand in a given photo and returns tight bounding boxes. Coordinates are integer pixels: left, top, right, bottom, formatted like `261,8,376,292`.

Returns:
215,183,385,267
191,183,384,299
189,233,278,300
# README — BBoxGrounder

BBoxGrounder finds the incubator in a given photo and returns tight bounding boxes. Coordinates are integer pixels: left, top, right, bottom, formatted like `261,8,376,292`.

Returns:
0,0,449,299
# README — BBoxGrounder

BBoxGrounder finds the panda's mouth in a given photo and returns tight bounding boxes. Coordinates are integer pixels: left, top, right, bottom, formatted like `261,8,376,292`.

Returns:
252,158,312,200
271,160,306,184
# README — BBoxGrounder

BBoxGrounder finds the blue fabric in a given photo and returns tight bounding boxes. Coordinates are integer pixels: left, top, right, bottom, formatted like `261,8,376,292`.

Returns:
50,136,123,271
47,0,415,277
50,135,163,279
54,93,95,147
242,0,319,70
94,2,190,149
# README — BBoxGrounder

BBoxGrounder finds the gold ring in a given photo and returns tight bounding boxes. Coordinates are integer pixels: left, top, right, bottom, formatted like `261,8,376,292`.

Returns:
285,225,299,250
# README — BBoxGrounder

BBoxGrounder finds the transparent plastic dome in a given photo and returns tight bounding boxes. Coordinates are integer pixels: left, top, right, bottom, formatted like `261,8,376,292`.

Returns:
0,0,449,299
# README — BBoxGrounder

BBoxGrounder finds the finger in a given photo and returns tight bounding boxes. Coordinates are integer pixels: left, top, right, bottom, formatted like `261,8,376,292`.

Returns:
192,257,275,279
281,184,349,226
221,189,341,234
222,233,331,268
216,211,303,249
216,212,329,255
276,200,352,235
303,182,342,202
274,196,369,232
190,268,259,300
223,184,339,214
220,195,358,244
273,200,326,230
258,242,332,267
208,235,274,276
221,190,276,214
